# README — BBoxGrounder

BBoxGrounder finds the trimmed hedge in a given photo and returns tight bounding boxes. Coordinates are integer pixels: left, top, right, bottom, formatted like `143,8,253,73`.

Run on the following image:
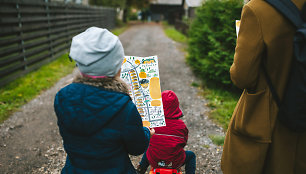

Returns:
187,0,243,86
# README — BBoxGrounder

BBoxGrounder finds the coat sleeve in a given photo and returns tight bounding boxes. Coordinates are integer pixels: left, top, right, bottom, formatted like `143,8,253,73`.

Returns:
122,101,150,156
230,5,265,90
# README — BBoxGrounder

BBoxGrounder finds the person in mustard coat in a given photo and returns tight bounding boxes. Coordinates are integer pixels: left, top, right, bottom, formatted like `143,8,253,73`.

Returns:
221,0,306,173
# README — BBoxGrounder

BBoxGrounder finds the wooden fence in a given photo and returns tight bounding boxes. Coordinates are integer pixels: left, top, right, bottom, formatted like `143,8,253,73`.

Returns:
0,0,116,87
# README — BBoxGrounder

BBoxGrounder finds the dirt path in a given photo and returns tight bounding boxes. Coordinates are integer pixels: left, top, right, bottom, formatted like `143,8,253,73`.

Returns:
0,23,224,174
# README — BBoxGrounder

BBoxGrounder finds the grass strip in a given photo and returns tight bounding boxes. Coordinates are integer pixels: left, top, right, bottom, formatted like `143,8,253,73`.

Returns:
0,53,75,123
112,22,129,36
112,25,129,36
161,21,187,43
200,83,240,130
0,25,129,123
209,134,225,146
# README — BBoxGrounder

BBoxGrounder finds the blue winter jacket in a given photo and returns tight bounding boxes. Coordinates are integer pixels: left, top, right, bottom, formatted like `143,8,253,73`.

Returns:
54,83,150,174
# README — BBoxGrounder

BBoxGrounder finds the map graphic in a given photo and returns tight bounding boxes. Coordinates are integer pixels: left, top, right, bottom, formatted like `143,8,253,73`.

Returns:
120,56,166,128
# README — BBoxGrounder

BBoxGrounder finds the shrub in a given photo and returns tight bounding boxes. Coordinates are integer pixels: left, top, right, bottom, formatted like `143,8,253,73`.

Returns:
128,11,138,21
187,0,243,86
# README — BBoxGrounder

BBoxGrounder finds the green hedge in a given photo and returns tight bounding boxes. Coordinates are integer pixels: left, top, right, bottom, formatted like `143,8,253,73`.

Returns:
187,0,243,86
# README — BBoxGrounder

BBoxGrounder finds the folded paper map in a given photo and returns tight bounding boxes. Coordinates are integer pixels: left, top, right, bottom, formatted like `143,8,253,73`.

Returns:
120,56,166,128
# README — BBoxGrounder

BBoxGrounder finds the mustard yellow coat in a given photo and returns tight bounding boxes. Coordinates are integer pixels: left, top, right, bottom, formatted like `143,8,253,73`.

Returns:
221,0,306,173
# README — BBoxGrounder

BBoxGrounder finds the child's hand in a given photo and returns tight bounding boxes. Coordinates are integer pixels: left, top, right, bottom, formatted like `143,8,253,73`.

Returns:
149,128,155,137
145,127,155,136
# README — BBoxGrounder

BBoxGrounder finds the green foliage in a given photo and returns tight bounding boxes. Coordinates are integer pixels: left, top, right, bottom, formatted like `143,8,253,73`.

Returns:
115,18,125,28
128,11,138,20
209,134,225,146
191,82,200,87
112,23,128,36
165,28,187,43
0,54,75,123
203,83,240,130
162,22,187,43
187,0,243,86
203,144,210,148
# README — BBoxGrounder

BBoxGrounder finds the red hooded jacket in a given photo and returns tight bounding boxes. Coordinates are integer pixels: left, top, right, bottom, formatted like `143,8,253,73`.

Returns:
146,90,188,169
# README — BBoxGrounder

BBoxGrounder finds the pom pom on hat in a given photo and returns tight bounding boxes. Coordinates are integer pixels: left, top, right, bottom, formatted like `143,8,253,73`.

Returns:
69,27,125,77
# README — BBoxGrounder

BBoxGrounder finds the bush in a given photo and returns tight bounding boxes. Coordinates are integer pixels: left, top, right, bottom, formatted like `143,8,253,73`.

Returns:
128,11,138,21
187,0,243,86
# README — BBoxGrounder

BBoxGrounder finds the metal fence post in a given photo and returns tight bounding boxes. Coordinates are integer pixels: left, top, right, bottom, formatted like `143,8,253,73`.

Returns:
65,4,70,51
16,2,27,71
45,0,54,60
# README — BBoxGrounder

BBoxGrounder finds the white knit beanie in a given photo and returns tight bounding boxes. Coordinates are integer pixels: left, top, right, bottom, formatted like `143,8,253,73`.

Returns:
69,27,124,77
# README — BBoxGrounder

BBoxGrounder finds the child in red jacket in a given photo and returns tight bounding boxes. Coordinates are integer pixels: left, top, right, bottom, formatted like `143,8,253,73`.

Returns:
136,90,196,174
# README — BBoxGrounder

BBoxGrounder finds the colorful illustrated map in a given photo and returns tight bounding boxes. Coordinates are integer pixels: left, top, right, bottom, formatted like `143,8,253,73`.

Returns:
120,56,166,128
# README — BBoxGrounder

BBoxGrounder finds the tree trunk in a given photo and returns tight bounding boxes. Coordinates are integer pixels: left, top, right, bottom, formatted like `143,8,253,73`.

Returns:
123,8,128,23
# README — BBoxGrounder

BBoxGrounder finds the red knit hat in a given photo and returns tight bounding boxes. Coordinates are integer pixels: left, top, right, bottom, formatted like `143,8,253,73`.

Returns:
162,90,183,119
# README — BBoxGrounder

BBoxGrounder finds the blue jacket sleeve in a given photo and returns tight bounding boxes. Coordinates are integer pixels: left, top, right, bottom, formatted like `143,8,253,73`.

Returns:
122,101,150,156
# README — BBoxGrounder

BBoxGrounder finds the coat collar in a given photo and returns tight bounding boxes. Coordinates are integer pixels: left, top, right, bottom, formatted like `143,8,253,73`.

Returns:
73,76,130,95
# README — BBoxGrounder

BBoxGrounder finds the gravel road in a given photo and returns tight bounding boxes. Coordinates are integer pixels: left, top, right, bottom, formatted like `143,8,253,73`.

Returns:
0,23,224,174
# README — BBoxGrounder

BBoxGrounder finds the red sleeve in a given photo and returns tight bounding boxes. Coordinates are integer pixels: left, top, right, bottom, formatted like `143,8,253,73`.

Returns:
184,125,189,144
182,122,188,146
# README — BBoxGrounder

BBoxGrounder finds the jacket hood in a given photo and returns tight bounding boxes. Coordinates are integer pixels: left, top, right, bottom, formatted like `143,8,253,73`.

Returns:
162,90,183,119
54,77,131,136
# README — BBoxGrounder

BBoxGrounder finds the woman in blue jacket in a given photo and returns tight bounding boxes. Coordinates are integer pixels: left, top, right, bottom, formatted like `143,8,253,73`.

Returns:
54,27,151,174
